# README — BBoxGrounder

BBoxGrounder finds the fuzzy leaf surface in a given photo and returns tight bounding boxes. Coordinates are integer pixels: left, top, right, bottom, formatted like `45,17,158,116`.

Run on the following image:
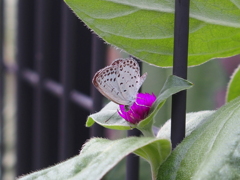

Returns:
226,65,240,102
65,0,240,67
19,137,171,180
157,97,240,180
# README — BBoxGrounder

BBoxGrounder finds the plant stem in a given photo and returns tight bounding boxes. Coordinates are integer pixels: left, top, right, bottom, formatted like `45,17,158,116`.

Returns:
138,122,155,137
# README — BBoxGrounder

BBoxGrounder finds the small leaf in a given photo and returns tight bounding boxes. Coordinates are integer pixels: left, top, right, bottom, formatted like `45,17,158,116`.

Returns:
138,75,193,129
18,137,171,180
64,0,240,67
157,97,240,180
86,102,132,130
226,65,240,102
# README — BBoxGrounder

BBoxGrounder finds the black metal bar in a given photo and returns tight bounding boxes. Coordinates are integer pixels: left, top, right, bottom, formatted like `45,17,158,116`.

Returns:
59,2,92,161
32,0,48,170
69,16,92,157
58,3,78,161
32,0,60,170
171,0,190,149
126,129,141,180
16,0,35,176
21,69,39,85
0,0,4,178
70,90,92,111
126,58,142,180
14,68,93,110
90,34,105,137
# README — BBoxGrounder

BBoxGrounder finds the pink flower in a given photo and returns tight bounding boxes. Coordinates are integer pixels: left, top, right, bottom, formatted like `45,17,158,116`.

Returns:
118,93,156,124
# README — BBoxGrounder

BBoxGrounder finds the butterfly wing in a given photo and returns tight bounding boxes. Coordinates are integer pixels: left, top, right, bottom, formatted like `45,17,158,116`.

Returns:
92,64,131,105
112,58,147,105
92,58,147,106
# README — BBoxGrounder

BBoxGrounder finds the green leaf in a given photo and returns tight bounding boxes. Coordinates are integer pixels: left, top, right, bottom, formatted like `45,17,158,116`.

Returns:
157,96,240,180
86,75,193,132
18,137,171,180
86,102,132,130
134,139,171,180
157,110,215,139
226,65,240,102
64,0,240,67
137,75,193,135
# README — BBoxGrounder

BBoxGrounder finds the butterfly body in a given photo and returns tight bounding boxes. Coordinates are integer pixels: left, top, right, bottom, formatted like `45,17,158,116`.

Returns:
92,58,147,110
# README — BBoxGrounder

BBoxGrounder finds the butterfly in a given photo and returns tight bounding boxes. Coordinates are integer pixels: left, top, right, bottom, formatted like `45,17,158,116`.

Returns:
92,58,147,110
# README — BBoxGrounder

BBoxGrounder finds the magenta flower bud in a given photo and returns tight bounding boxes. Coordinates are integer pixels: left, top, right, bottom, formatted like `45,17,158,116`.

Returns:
118,93,157,124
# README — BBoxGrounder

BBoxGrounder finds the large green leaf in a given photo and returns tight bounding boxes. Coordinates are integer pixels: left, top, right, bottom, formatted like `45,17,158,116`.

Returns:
157,96,240,180
226,65,240,102
18,137,171,180
64,0,240,67
86,75,193,132
157,110,215,139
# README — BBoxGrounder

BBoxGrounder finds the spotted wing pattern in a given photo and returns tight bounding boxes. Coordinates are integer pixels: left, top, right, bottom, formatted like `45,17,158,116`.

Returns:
92,58,147,106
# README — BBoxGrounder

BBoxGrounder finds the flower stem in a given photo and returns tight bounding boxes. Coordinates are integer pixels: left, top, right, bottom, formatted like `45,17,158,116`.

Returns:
138,122,155,137
141,129,155,137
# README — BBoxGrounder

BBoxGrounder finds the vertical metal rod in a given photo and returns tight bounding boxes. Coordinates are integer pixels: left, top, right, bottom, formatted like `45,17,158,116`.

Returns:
58,3,76,161
59,2,92,160
171,0,190,149
32,0,60,169
32,0,47,169
0,0,4,178
16,0,35,176
90,34,105,137
126,129,141,180
126,59,142,180
73,10,92,151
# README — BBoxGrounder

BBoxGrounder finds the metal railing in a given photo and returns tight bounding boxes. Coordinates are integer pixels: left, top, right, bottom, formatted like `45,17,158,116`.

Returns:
0,0,190,179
